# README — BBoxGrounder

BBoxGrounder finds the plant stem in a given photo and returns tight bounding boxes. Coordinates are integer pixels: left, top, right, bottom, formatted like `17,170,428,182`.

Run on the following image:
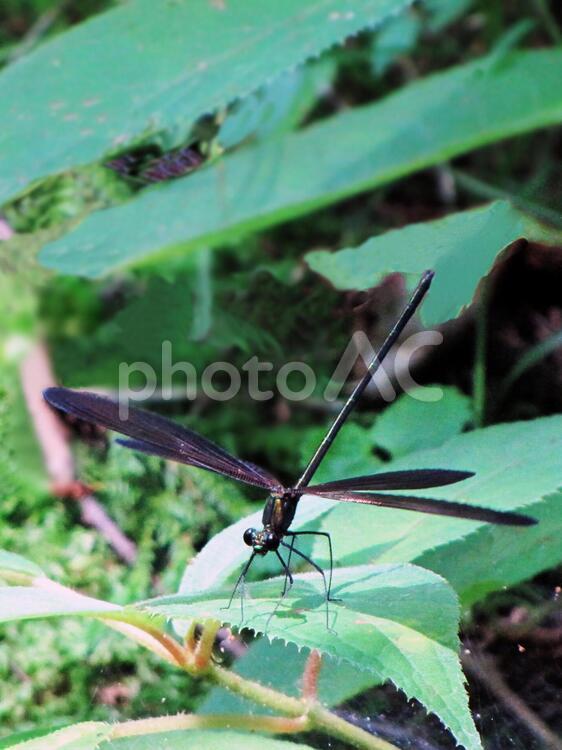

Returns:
107,707,399,750
109,713,307,738
193,618,221,668
301,649,322,701
134,618,405,750
208,663,398,750
209,662,304,717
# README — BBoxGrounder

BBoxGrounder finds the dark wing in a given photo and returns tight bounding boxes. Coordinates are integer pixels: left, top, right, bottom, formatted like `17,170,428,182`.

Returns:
306,490,537,527
306,468,474,493
44,387,282,492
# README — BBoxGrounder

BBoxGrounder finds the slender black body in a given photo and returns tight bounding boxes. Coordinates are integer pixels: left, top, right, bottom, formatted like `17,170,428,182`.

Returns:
43,271,536,608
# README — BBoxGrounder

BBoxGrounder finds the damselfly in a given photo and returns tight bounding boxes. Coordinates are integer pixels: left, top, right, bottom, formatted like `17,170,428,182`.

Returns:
43,271,536,615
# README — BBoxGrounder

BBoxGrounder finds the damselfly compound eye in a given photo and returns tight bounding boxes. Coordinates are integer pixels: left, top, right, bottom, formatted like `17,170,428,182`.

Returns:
243,528,256,547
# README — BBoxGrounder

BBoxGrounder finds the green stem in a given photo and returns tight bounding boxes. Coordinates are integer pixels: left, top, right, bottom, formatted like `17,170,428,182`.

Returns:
210,662,304,717
108,706,398,750
207,661,398,750
109,713,307,739
193,618,221,668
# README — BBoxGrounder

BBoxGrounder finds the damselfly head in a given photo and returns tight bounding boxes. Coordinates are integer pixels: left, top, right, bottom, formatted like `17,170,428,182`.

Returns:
243,527,280,555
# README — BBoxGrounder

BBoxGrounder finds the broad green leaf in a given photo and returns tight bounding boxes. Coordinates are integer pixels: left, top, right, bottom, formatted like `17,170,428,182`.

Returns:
0,723,110,750
0,586,178,663
107,730,315,750
0,0,408,204
306,201,562,326
39,49,562,277
0,586,121,622
370,386,472,457
147,564,481,750
0,730,54,749
0,550,44,581
420,491,562,607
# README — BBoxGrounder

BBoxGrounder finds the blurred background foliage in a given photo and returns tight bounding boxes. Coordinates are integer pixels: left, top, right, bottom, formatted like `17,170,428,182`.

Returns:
0,1,561,748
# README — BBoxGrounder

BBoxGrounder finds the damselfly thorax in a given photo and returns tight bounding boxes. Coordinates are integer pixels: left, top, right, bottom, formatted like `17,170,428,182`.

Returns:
243,491,299,555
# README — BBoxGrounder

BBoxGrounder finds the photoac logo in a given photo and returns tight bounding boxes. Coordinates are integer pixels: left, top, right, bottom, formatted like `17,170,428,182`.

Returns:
117,331,443,418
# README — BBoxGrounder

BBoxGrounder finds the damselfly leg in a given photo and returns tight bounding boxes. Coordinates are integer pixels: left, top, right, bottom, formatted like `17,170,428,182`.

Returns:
222,552,256,623
285,530,340,602
280,540,337,630
265,550,295,629
281,535,296,596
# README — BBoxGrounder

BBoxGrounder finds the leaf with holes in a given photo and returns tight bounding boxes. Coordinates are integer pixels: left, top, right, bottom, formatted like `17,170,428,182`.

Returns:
0,0,409,204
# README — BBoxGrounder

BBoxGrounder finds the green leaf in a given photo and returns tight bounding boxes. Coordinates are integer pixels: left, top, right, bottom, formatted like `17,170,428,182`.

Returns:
0,550,44,581
38,49,562,277
0,723,111,750
0,0,407,204
0,586,121,623
370,386,472,457
420,491,562,606
106,730,315,750
147,564,481,750
306,200,562,326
